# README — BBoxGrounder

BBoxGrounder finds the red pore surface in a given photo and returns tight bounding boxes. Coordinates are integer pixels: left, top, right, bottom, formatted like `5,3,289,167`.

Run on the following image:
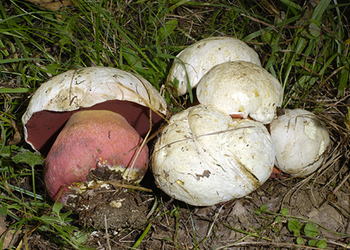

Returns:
44,110,149,203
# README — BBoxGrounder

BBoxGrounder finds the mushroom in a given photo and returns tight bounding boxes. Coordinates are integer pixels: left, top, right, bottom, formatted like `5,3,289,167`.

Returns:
152,104,275,206
196,61,283,124
166,37,262,96
22,66,168,202
269,108,331,177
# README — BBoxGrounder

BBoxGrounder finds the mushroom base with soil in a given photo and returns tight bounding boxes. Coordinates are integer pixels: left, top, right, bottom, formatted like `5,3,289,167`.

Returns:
64,166,154,230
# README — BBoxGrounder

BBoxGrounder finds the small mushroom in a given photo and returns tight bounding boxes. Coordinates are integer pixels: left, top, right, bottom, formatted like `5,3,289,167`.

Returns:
22,67,168,202
166,37,262,96
269,108,331,177
152,104,275,206
196,61,283,124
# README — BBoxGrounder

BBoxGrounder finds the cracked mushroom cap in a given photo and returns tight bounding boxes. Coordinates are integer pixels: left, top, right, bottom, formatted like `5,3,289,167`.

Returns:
152,105,275,206
196,61,283,124
22,66,168,155
166,37,261,96
270,108,331,177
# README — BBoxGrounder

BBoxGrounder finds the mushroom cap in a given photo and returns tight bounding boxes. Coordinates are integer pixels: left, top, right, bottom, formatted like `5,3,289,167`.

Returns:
196,61,283,124
166,37,262,96
270,108,331,177
152,105,275,206
22,66,168,155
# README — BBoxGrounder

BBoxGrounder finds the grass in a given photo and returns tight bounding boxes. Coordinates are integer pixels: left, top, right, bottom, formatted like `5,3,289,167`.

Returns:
0,0,349,249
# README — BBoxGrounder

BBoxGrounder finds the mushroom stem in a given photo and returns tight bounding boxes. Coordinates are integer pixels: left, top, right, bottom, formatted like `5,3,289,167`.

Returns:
44,110,149,203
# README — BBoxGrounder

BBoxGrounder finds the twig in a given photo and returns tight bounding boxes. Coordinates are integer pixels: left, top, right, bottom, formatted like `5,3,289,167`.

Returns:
217,241,329,249
88,180,153,193
333,171,350,194
104,215,111,250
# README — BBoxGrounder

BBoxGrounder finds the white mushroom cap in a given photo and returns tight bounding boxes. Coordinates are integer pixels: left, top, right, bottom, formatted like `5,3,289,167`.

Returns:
22,66,168,154
166,37,261,96
196,61,283,124
270,109,331,177
152,104,275,206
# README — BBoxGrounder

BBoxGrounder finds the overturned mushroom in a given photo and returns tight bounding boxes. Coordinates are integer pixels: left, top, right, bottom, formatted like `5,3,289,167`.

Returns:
196,61,283,124
166,37,262,96
152,105,275,206
269,108,331,177
22,67,168,203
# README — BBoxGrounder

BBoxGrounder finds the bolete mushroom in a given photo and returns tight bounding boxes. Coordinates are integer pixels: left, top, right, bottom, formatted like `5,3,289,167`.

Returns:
196,61,283,124
22,66,168,202
166,37,262,96
152,104,275,206
269,108,331,177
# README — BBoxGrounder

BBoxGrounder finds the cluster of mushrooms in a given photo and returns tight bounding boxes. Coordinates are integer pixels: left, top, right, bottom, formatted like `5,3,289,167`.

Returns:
22,37,331,207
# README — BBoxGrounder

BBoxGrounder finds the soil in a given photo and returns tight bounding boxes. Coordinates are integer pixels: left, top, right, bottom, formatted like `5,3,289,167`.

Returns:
64,167,154,231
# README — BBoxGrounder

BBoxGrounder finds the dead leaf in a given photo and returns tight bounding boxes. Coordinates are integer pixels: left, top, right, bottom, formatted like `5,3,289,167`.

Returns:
0,209,13,249
344,108,350,133
7,119,22,145
24,0,73,11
